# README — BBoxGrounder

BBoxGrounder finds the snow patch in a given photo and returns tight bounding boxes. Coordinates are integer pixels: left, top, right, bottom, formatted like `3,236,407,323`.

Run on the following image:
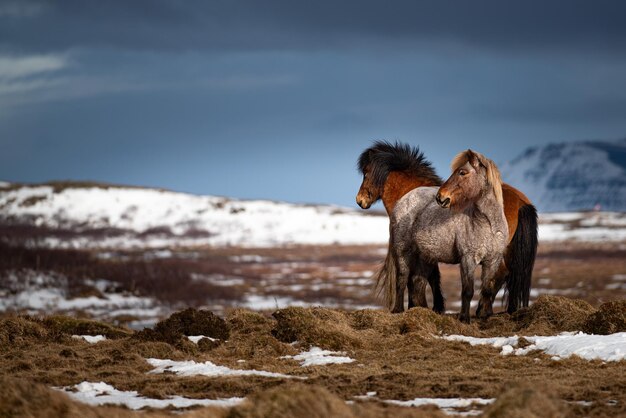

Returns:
384,397,494,415
187,335,217,344
72,335,106,344
147,358,298,379
57,381,243,409
281,347,355,367
443,332,626,362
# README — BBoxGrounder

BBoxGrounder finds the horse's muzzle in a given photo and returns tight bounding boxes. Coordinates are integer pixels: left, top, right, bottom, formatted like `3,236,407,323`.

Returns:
436,193,450,208
356,197,371,209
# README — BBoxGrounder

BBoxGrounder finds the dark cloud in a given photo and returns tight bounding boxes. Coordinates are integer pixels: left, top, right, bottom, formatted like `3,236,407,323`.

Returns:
1,1,626,206
2,0,626,53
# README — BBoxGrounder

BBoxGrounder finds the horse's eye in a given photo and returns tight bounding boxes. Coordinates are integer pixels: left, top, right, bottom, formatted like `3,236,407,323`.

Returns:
459,170,466,176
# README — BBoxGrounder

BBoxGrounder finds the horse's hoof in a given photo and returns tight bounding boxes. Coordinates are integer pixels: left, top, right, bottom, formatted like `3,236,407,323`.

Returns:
391,308,404,314
432,306,445,315
459,313,471,324
475,304,483,317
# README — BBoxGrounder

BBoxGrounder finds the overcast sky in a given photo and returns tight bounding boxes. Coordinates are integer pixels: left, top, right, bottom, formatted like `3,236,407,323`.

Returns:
1,1,625,207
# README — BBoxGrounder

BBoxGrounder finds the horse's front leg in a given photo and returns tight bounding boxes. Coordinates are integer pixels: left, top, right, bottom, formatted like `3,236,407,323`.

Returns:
428,265,446,314
459,257,477,324
409,260,430,309
477,258,504,319
476,260,507,317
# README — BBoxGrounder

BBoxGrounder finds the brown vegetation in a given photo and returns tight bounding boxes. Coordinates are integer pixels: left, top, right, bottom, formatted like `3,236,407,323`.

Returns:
0,298,624,417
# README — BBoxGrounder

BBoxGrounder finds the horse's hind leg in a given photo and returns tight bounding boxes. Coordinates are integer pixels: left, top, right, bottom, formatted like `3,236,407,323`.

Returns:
459,257,477,324
391,251,411,313
477,259,503,319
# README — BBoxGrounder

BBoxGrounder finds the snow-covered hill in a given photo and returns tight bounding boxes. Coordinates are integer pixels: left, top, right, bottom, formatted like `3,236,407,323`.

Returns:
0,182,388,248
1,182,625,249
500,138,626,212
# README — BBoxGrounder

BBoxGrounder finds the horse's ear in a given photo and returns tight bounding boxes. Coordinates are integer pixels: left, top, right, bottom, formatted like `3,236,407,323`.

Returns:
466,149,481,170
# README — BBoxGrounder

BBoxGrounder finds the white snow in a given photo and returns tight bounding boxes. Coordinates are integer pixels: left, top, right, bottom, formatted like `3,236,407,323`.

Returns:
242,295,312,310
281,347,355,367
72,335,106,344
0,185,388,248
384,397,494,415
147,358,297,379
442,332,626,362
538,212,626,242
612,274,626,281
187,335,217,344
442,335,519,348
57,381,243,409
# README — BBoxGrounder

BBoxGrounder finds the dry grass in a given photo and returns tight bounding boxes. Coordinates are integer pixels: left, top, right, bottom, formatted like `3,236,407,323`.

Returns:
583,300,626,335
0,299,624,417
482,383,569,418
511,295,596,334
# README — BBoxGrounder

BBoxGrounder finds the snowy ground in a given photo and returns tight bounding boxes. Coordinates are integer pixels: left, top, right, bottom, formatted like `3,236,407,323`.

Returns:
57,381,244,410
442,332,626,362
0,269,166,328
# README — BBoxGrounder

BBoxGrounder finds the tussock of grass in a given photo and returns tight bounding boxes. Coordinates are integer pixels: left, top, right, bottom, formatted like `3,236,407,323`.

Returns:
482,383,569,418
0,316,48,346
512,295,596,334
227,383,354,418
271,307,478,352
0,315,131,347
583,300,626,335
135,308,229,347
43,316,132,339
221,309,296,359
272,307,363,350
399,308,471,336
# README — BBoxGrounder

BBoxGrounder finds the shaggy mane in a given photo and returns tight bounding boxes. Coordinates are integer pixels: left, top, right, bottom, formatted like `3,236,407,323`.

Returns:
357,141,442,190
450,150,504,206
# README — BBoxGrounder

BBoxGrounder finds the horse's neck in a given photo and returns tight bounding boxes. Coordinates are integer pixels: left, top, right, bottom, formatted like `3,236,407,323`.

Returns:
382,172,440,215
471,192,507,233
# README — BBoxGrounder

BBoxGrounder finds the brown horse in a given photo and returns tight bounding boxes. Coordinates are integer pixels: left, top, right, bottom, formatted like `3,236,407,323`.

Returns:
357,141,537,315
387,150,508,323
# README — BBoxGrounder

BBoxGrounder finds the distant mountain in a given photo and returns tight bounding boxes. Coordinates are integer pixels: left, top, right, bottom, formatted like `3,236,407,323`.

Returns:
500,139,626,212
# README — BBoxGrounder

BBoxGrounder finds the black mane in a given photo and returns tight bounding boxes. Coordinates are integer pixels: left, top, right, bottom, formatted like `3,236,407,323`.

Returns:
357,140,442,189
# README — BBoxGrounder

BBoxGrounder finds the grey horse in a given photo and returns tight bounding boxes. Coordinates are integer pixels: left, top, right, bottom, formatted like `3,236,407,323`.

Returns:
374,149,508,323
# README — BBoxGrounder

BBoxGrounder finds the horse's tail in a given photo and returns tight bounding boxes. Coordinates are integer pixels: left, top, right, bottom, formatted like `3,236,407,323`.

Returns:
374,239,397,310
505,203,538,313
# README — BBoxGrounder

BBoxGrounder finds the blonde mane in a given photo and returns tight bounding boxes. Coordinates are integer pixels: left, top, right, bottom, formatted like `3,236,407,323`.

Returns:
450,150,503,206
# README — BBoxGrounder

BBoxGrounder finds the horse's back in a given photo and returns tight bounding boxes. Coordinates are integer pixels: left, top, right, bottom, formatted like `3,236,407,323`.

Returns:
391,186,438,226
391,187,458,262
